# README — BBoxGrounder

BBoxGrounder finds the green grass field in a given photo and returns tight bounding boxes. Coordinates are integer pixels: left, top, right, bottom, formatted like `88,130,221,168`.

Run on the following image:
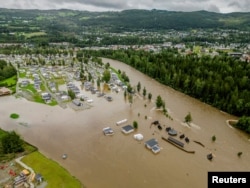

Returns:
22,84,37,93
23,32,47,39
58,12,78,17
21,151,83,188
21,84,57,106
19,70,27,78
54,77,65,85
0,128,37,161
219,18,244,25
0,75,17,86
0,75,17,93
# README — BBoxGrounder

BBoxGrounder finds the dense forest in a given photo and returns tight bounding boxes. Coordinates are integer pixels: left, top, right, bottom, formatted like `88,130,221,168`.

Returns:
84,49,250,117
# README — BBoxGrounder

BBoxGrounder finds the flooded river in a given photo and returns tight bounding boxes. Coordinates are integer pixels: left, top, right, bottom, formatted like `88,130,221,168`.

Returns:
0,58,250,188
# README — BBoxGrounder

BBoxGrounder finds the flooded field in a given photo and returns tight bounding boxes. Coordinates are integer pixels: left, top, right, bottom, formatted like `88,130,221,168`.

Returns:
0,58,250,188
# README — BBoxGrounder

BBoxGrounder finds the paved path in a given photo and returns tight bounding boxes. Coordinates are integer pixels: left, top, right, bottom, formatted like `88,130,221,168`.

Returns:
15,156,35,188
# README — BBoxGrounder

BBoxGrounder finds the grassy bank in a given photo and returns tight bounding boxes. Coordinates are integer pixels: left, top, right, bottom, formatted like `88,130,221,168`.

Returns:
0,75,17,93
21,151,83,188
0,75,17,86
20,84,57,106
0,128,37,161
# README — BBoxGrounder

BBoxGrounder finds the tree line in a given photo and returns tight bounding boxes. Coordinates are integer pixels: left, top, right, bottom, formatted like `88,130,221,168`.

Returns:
0,59,17,82
0,129,24,161
84,48,250,117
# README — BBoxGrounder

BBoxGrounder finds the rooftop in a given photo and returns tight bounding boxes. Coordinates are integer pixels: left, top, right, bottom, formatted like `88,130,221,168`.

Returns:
145,138,158,149
103,127,114,136
145,138,161,153
121,125,134,134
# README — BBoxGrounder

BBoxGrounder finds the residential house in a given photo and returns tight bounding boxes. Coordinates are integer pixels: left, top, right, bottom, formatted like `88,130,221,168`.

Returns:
20,80,30,87
41,92,52,102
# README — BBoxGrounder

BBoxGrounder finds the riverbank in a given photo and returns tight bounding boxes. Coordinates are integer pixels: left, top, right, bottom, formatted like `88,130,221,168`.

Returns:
0,58,250,188
0,151,81,187
21,151,82,188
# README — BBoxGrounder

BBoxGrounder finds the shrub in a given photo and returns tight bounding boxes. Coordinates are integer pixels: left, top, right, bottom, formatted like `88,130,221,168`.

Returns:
10,113,19,119
237,152,243,157
212,135,216,142
133,121,138,129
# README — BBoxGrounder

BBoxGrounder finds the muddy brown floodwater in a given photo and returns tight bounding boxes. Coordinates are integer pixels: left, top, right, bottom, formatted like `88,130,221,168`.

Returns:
0,58,250,188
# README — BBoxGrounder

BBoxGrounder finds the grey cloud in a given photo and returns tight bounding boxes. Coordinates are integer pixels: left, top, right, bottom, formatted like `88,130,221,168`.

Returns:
0,0,249,13
228,0,250,12
50,0,129,9
206,5,220,13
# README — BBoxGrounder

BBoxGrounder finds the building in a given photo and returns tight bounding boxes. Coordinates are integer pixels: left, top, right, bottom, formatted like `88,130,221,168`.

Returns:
121,125,134,134
145,138,161,154
41,92,51,101
103,127,114,136
167,136,184,148
72,99,81,106
35,173,43,183
20,80,30,87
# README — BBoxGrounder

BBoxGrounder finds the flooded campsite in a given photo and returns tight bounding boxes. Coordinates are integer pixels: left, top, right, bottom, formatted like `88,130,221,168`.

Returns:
0,58,250,188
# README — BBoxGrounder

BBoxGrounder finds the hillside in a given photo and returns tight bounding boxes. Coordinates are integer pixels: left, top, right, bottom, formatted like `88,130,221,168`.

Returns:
0,8,249,44
0,8,249,31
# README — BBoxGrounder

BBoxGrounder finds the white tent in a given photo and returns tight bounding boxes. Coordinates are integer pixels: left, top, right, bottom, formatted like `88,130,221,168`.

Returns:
134,133,144,141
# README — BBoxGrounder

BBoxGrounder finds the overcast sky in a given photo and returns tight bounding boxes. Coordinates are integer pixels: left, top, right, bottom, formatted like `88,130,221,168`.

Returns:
0,0,249,13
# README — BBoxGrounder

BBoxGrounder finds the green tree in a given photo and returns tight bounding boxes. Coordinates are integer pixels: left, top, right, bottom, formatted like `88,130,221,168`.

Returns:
235,116,250,133
105,62,110,69
133,121,138,129
80,71,84,80
128,94,133,107
88,72,92,81
121,71,130,83
137,82,141,93
148,92,152,101
124,90,127,98
127,84,133,94
212,135,216,142
102,69,111,83
68,89,76,100
237,152,243,157
97,77,101,88
156,95,163,108
1,131,24,154
184,112,192,123
142,87,147,98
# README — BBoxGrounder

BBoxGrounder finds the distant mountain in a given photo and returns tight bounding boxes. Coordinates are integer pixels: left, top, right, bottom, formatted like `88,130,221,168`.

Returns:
0,8,249,32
